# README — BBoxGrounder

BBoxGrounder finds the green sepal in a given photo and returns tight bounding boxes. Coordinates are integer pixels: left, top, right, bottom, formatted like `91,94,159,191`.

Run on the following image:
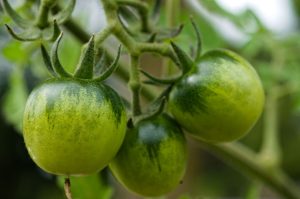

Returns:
190,16,202,62
133,97,166,125
53,0,76,24
45,20,61,42
1,0,33,28
51,32,72,78
94,50,108,75
118,6,140,25
94,45,122,82
152,0,162,22
40,44,58,77
141,70,181,85
146,33,157,43
118,14,136,37
171,42,194,74
5,24,40,41
74,35,95,79
155,24,184,42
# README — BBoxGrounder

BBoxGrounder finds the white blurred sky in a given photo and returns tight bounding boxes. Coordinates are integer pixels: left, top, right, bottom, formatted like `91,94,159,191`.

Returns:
216,0,298,33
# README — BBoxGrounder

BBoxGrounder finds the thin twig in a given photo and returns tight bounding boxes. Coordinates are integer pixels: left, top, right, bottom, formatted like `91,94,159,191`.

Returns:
64,177,72,199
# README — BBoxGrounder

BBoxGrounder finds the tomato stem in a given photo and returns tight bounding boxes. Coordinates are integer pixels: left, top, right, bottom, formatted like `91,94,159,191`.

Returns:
35,0,57,28
64,177,72,199
129,55,142,116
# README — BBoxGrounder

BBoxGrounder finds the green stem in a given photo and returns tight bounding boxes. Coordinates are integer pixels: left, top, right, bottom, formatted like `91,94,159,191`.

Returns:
245,182,261,199
259,86,281,169
129,55,142,116
95,26,113,46
116,0,151,32
198,141,300,199
35,0,56,28
259,40,284,169
166,0,181,27
61,18,157,101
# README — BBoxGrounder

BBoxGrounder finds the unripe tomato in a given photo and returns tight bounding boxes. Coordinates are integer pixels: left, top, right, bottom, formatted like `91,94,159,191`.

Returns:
168,49,264,143
23,79,127,176
109,114,187,197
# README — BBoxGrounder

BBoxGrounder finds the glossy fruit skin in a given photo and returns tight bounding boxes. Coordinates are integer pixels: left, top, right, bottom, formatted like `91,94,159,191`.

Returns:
168,49,265,143
109,114,187,197
23,78,127,176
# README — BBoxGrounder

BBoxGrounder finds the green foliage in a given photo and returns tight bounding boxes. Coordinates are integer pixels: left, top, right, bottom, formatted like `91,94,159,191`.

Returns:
2,67,28,133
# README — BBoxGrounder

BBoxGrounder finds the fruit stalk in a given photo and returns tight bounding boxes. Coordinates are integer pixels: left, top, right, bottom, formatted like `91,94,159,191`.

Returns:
64,177,72,199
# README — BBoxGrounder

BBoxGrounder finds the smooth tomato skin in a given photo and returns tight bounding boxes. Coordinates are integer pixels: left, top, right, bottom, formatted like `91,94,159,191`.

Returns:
23,79,127,176
168,49,265,143
109,114,187,197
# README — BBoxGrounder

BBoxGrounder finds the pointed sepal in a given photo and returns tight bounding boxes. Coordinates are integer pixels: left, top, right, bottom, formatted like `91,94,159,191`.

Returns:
94,50,108,75
190,16,202,61
53,0,76,24
94,45,122,82
152,0,162,22
155,24,184,42
141,70,181,85
1,0,33,28
45,20,61,41
171,42,194,74
40,44,58,77
146,33,157,43
74,35,95,79
51,32,72,78
5,24,40,41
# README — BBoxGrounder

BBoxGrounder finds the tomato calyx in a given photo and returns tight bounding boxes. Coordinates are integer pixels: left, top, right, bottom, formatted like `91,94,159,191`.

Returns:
41,32,122,82
2,0,75,41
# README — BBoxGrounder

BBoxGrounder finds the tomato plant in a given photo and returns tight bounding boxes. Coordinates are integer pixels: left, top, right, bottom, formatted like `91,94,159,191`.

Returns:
110,114,187,197
1,0,300,199
169,49,265,142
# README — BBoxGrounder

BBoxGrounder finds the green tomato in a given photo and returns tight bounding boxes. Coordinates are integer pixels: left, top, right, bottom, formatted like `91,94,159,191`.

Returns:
23,78,127,176
168,49,265,143
109,114,187,197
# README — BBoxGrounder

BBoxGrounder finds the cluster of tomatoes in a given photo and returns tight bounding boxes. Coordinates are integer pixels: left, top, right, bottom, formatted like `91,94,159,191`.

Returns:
23,33,264,197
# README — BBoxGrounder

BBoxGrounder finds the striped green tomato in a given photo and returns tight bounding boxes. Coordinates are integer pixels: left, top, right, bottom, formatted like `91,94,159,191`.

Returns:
168,49,265,143
109,114,187,197
23,79,127,176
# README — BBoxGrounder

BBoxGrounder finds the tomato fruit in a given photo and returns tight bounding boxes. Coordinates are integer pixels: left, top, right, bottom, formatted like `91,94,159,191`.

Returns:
168,49,264,143
23,79,127,176
109,114,187,197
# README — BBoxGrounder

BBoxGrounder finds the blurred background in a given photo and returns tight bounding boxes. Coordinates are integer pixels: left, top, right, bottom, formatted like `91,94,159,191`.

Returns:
0,0,300,198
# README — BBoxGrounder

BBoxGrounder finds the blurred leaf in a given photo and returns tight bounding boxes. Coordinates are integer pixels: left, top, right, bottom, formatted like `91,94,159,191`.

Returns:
57,174,113,199
2,66,28,133
0,62,11,99
198,0,264,32
2,40,28,63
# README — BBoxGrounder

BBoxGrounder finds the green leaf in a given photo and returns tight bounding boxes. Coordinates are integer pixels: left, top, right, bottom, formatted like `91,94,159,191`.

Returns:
2,66,28,133
57,174,113,199
2,41,28,63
